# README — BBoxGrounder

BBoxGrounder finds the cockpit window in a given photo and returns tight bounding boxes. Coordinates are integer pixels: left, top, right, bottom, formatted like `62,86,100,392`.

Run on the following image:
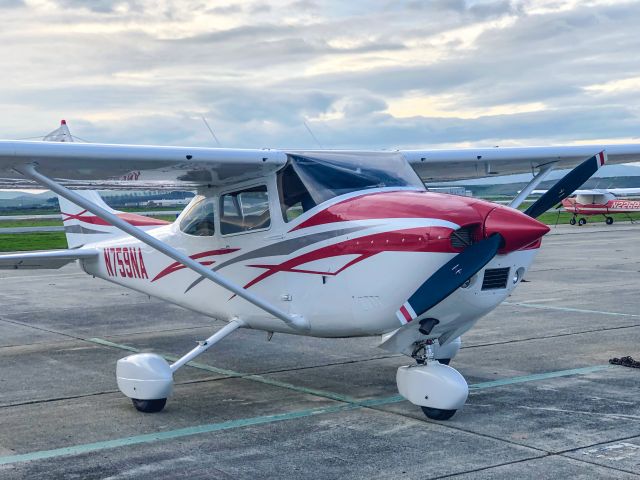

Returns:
179,196,216,236
278,162,318,222
277,152,424,221
220,185,271,235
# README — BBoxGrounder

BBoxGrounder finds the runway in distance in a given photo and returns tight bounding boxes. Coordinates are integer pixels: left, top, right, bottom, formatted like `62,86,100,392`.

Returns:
1,121,640,420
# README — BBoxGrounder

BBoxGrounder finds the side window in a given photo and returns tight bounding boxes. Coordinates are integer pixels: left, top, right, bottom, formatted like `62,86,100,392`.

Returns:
220,185,271,235
277,162,317,222
179,196,216,236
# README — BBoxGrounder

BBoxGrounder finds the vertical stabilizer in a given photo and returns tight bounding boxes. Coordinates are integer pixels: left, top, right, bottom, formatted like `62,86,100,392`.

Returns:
42,120,73,142
43,121,169,248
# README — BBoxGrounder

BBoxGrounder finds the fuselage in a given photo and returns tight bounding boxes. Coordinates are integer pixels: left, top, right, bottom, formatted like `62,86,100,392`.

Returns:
563,196,640,215
76,185,546,340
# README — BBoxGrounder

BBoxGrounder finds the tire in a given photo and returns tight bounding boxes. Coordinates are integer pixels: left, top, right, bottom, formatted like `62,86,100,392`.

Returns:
606,216,614,225
421,406,457,420
578,218,587,226
569,218,576,225
132,398,167,413
438,358,451,366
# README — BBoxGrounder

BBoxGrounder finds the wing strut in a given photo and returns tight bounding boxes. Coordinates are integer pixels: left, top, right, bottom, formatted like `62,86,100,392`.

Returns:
15,164,309,331
508,164,554,209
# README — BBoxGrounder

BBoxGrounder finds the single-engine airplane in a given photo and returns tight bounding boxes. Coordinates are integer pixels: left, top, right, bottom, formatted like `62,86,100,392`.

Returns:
1,121,639,421
559,188,640,225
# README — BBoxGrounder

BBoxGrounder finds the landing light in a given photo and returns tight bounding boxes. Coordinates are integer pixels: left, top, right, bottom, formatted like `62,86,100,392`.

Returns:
512,267,525,285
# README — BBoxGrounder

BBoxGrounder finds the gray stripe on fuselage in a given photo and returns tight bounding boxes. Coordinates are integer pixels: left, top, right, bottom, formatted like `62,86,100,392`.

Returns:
184,225,371,293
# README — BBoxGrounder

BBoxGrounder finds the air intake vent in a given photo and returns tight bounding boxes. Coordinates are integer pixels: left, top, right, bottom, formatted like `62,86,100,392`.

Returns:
482,267,510,290
450,226,476,249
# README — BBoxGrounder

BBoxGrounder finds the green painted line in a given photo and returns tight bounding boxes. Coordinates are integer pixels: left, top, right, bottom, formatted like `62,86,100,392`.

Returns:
87,338,359,404
0,403,360,467
0,345,620,467
468,364,614,390
88,338,241,378
504,302,640,318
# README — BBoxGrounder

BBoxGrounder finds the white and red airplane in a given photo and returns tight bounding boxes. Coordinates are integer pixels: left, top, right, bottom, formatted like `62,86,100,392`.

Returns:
0,122,638,421
558,188,640,225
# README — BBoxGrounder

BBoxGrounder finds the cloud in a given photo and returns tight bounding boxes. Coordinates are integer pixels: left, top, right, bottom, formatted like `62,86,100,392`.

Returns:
0,0,639,151
0,0,24,7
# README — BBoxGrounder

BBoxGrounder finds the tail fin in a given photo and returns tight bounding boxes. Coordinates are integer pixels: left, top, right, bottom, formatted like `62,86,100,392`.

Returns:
58,192,128,248
58,192,171,248
43,119,73,142
42,121,170,248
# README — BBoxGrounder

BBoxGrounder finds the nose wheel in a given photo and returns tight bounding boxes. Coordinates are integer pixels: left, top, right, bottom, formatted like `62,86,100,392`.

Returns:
421,406,457,421
132,398,167,413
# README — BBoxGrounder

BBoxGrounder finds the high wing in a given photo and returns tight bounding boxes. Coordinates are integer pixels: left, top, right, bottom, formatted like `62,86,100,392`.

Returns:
0,248,98,269
0,140,287,189
1,140,640,188
402,144,640,181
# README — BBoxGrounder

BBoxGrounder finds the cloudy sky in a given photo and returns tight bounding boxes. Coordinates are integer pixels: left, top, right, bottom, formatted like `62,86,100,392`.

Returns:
1,0,639,150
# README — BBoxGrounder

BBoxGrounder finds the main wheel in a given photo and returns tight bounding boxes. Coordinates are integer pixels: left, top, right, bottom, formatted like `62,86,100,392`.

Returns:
421,406,457,420
132,398,167,413
569,217,576,225
606,216,614,225
578,218,587,226
438,358,451,366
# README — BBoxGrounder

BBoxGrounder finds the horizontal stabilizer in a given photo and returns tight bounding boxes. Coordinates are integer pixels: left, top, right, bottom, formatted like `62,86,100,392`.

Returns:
0,248,97,269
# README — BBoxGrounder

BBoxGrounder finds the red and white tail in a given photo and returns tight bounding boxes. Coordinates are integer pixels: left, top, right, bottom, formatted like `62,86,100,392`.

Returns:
43,121,170,248
57,192,127,248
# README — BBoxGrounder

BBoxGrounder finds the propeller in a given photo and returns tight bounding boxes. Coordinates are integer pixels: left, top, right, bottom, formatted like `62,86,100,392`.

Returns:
394,151,606,330
524,151,606,219
396,233,503,324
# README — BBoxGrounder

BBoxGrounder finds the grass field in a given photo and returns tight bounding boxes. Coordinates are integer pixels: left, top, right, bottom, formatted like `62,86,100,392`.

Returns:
0,233,68,251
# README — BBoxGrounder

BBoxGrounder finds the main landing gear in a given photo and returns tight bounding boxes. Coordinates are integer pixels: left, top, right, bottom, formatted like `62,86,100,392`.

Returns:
116,320,245,413
396,339,468,421
570,216,614,226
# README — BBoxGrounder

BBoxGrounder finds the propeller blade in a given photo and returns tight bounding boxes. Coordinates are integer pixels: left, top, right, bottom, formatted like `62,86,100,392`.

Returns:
524,151,606,219
395,233,503,325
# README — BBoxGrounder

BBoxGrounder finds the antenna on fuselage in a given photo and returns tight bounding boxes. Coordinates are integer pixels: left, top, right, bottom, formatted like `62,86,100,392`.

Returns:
202,116,222,147
303,120,323,149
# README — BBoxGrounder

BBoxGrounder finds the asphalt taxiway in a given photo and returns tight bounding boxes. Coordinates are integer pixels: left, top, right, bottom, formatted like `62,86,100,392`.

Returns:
0,223,639,479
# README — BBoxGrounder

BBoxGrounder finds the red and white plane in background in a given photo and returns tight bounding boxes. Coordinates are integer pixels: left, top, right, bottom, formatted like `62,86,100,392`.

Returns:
0,122,639,421
559,188,640,225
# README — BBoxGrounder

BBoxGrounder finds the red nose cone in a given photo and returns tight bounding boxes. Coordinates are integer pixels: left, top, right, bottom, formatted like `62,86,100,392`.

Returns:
484,206,550,252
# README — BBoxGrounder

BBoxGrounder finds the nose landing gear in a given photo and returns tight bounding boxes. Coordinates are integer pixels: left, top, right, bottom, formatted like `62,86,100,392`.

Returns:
396,340,468,421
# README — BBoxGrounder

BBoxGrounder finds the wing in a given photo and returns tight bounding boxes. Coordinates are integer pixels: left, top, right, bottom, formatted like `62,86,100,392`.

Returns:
402,144,640,181
0,140,287,189
0,248,97,269
2,139,640,189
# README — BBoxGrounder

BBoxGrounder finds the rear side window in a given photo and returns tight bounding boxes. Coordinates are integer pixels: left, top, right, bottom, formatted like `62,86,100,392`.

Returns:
220,185,271,235
179,196,216,236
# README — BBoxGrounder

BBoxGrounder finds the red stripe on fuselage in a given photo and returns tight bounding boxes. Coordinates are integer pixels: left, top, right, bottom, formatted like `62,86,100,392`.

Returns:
243,226,457,291
290,190,487,232
151,248,240,282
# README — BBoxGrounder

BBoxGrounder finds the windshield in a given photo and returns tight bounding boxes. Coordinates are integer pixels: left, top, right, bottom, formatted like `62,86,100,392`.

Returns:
277,152,424,222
